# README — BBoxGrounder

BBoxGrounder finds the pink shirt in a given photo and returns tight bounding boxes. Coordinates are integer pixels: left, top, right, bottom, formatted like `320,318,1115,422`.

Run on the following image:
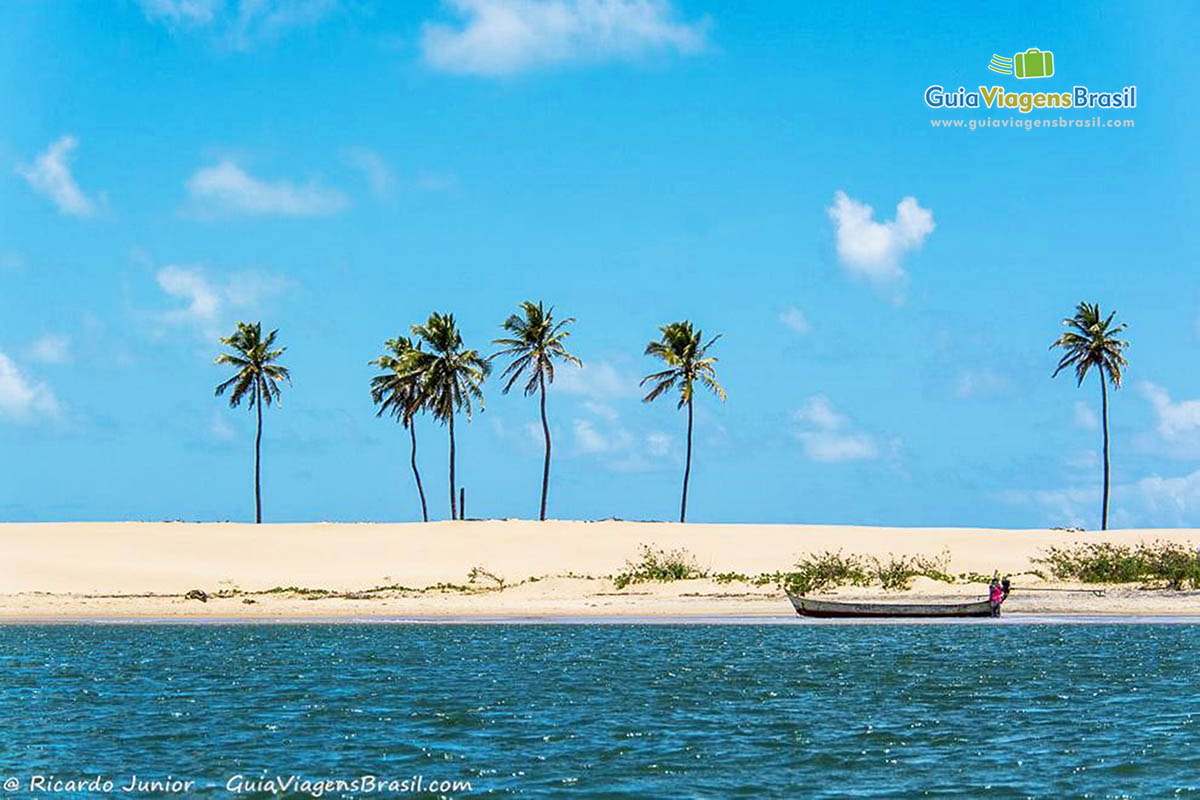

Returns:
990,585,1004,602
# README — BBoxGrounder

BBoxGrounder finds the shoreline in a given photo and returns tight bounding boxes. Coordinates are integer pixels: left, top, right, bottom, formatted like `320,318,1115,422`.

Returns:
2,520,1198,620
4,613,1200,625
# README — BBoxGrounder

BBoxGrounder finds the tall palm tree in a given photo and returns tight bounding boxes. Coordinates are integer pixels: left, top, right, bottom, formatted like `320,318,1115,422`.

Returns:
493,301,581,521
409,312,491,520
215,322,290,524
641,321,726,523
1051,301,1130,530
370,336,429,522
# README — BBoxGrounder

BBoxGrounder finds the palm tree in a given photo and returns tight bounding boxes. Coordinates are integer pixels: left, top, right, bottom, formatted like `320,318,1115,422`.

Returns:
1051,301,1130,530
370,336,429,522
215,322,291,524
493,301,581,521
641,321,726,523
409,312,491,520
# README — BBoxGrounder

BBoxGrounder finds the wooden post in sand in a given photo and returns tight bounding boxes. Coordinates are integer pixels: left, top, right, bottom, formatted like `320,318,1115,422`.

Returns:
459,488,465,520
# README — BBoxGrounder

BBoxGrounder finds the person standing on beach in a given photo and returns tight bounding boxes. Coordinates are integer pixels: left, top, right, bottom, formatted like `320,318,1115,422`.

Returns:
989,575,1005,617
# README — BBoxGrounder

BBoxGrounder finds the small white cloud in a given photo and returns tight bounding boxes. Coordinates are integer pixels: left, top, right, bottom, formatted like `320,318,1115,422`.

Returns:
779,307,810,335
185,160,348,217
570,403,671,472
0,351,60,423
793,394,880,462
1007,467,1200,528
954,368,1008,399
1140,381,1200,438
28,334,71,365
421,0,709,77
1073,400,1098,430
16,136,98,217
555,360,630,399
158,265,222,327
827,190,934,287
342,147,395,199
795,395,847,431
138,0,219,24
796,430,879,463
646,431,672,456
155,264,293,337
574,418,621,454
139,0,336,47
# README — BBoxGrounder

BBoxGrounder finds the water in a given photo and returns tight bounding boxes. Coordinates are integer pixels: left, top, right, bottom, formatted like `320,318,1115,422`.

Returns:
1,623,1198,798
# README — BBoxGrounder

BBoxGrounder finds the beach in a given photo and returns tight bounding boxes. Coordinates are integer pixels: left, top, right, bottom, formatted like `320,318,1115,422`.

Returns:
0,520,1196,619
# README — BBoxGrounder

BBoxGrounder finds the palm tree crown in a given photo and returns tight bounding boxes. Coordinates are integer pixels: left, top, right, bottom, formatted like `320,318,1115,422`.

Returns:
369,336,424,426
494,301,580,394
641,321,726,407
493,301,580,520
1050,302,1129,387
410,313,491,422
410,312,491,519
215,322,290,409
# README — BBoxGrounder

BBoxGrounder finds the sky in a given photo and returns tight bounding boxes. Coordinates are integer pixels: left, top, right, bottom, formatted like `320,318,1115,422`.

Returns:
1,0,1199,527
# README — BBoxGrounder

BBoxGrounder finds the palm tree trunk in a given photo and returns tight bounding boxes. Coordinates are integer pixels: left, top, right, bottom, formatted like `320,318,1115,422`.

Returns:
449,412,458,520
680,395,693,523
1100,373,1110,531
538,372,551,521
254,382,263,525
409,420,428,523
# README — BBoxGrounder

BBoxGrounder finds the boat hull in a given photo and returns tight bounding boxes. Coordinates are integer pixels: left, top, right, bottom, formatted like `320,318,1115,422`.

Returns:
786,592,994,619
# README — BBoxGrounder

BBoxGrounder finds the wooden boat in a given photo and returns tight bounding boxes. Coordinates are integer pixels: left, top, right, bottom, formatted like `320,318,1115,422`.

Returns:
786,591,994,619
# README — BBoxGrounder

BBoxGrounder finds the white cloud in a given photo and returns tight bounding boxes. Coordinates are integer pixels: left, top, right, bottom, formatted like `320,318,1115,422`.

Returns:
1073,400,1098,430
954,368,1008,399
646,430,672,456
342,147,395,199
158,266,222,327
574,417,627,454
138,0,219,24
827,190,934,286
555,360,631,399
793,394,880,462
795,395,847,431
421,0,709,77
155,264,293,336
779,307,810,335
1140,381,1200,438
16,136,98,217
570,401,674,471
28,334,71,365
1007,468,1200,529
139,0,336,47
185,160,348,217
0,351,60,423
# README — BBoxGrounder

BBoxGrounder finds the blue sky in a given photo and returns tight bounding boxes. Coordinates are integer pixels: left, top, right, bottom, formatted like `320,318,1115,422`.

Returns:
1,0,1198,527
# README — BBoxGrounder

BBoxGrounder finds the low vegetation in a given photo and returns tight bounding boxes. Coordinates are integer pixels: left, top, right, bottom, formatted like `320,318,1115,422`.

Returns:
613,545,708,589
1035,541,1200,590
614,547,956,595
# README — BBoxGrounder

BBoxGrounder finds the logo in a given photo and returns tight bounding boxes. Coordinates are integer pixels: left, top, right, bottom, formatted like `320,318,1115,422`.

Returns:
989,48,1055,79
923,46,1135,114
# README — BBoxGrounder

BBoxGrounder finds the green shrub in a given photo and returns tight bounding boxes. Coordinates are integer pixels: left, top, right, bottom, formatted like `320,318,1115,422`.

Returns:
776,551,871,596
1035,541,1200,590
870,551,954,591
614,545,708,589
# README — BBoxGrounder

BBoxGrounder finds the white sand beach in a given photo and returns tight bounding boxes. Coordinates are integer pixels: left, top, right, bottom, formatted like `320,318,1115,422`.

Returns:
0,521,1196,619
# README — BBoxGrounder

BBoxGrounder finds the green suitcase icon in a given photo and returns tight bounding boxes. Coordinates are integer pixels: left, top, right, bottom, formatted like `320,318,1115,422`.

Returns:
1014,48,1054,79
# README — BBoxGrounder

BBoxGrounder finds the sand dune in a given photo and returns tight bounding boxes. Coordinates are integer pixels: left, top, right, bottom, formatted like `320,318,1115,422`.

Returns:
1,521,1196,618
